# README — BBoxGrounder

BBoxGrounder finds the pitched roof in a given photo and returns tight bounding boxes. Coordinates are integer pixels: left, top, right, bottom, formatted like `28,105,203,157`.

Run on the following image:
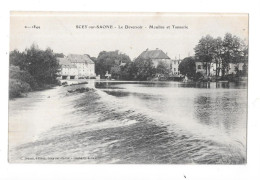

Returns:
67,54,94,64
137,49,170,60
57,57,77,68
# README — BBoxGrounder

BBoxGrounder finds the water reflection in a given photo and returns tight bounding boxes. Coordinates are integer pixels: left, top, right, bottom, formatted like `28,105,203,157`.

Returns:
193,93,242,133
95,81,247,90
94,80,247,143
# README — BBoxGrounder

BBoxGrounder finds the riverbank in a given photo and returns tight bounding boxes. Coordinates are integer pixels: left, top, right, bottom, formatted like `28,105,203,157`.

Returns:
9,82,59,99
106,75,248,83
9,79,91,99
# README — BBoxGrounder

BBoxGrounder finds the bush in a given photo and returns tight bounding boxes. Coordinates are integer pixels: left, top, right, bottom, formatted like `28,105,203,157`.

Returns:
9,79,31,98
10,45,60,87
9,65,38,89
133,58,156,80
194,72,204,80
179,57,196,78
61,81,68,86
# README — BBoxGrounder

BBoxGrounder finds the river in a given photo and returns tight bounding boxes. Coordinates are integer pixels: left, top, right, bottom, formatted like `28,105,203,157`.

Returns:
8,80,247,164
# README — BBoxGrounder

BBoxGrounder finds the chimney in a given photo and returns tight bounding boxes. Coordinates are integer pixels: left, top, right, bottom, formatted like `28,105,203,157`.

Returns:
146,48,149,51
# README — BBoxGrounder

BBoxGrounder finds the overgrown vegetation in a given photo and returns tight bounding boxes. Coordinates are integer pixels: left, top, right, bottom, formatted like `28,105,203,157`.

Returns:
9,44,60,98
193,33,248,77
94,50,170,81
95,50,131,78
178,57,196,78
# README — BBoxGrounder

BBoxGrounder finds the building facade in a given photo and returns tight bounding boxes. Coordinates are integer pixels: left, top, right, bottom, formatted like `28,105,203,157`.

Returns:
171,59,182,75
57,58,78,80
67,54,96,78
57,54,96,80
228,63,244,74
195,61,245,76
137,48,171,67
137,48,185,77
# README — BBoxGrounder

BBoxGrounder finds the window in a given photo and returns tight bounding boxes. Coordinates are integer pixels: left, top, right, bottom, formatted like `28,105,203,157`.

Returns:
198,65,201,69
174,68,176,71
174,61,176,64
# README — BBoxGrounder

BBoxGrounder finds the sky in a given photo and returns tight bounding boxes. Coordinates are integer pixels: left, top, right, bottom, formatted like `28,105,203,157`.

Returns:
10,12,248,60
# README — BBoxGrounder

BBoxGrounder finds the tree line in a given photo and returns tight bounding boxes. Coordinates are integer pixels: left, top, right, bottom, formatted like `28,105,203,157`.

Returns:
93,50,171,81
9,44,60,98
179,33,248,80
9,33,248,97
96,33,248,82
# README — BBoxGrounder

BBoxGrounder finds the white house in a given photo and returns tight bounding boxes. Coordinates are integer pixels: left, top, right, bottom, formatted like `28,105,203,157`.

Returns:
171,59,182,75
57,58,78,80
195,60,245,76
228,63,244,74
137,49,185,77
67,54,96,78
57,54,96,80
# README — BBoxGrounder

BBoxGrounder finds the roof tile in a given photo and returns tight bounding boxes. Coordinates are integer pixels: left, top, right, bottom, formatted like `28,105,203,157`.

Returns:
67,54,94,64
138,49,170,59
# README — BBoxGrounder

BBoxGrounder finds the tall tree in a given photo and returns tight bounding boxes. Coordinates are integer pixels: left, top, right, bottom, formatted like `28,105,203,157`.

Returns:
178,57,196,78
156,61,171,77
95,50,131,77
10,44,60,86
212,37,224,77
9,50,27,70
120,62,136,80
194,33,248,77
194,35,215,76
24,45,60,85
222,33,246,76
133,58,156,80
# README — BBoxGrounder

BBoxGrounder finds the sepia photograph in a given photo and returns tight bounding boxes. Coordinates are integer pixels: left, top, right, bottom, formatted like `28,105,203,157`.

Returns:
8,12,248,164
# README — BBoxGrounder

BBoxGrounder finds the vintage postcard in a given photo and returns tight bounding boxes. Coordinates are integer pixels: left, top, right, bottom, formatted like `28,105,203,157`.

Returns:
9,12,248,164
